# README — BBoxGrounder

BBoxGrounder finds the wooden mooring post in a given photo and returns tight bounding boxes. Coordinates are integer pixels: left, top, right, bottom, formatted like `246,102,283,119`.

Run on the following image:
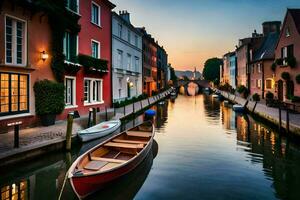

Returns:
7,121,22,148
105,106,108,121
87,108,92,128
66,113,74,151
92,108,97,126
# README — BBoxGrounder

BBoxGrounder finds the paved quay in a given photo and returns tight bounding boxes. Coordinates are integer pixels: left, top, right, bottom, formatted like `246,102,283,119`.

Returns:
0,89,171,167
220,91,300,135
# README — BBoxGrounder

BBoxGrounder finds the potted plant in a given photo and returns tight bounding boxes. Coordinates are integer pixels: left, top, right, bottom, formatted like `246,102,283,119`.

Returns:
252,93,260,102
265,91,274,106
34,80,65,126
286,56,297,68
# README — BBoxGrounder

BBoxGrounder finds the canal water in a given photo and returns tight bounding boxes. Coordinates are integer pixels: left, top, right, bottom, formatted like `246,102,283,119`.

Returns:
1,90,300,199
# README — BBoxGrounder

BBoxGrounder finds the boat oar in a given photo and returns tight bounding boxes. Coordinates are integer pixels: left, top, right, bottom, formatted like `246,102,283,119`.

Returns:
58,152,72,200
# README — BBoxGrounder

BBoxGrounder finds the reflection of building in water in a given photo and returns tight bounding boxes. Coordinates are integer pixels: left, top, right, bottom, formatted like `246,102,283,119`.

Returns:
154,101,168,128
203,94,220,122
234,114,300,199
1,180,29,200
221,103,237,131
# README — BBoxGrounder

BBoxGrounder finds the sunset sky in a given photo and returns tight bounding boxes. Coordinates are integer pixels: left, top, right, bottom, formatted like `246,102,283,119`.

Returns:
111,0,300,71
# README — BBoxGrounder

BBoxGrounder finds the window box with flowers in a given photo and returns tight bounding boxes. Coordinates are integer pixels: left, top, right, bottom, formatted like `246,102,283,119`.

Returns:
78,54,108,74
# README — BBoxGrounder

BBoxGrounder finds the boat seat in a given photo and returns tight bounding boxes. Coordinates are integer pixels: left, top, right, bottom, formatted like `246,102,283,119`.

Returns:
91,157,126,163
84,160,108,171
104,142,144,149
126,131,151,138
113,139,148,145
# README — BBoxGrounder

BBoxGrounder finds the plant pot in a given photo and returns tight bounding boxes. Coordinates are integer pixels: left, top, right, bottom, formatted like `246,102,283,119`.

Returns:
40,114,56,126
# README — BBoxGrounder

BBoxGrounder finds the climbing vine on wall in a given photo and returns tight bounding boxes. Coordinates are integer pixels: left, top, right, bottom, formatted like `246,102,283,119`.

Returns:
13,0,81,82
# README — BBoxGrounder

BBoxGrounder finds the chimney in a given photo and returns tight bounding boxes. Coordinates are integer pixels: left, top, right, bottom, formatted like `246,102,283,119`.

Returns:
120,10,130,23
262,21,281,36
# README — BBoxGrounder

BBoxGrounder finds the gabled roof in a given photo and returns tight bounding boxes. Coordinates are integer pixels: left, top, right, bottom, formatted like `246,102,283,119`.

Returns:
288,9,300,34
253,32,279,62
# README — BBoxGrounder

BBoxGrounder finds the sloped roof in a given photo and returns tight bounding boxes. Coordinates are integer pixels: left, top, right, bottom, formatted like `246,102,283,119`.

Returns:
253,32,279,61
288,9,300,34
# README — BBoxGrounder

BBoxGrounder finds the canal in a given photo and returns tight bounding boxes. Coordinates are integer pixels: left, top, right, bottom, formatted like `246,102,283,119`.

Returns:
1,92,300,200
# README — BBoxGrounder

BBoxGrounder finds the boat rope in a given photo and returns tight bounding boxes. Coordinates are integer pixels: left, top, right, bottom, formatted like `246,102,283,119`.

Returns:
58,170,69,200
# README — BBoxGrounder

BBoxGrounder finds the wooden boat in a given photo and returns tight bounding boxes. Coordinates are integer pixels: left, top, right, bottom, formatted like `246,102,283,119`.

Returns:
232,104,245,112
68,121,155,199
78,120,121,142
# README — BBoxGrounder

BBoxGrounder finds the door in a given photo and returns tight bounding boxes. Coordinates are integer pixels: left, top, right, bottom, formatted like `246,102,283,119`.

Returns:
278,80,283,101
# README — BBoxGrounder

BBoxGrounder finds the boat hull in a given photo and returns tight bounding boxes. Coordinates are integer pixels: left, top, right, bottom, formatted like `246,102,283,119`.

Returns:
232,105,245,112
70,139,153,199
78,121,121,142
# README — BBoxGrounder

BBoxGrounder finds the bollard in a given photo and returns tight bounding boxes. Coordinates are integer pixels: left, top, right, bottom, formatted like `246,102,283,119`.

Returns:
87,108,92,128
133,102,135,113
66,113,74,151
140,100,143,110
105,106,108,121
286,109,290,134
279,106,282,133
124,105,126,116
92,108,97,126
148,98,150,105
7,121,22,148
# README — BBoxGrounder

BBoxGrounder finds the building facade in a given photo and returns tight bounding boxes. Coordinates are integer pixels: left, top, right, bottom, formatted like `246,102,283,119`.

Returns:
229,53,237,89
221,52,232,85
156,44,168,91
60,0,115,120
274,9,300,101
112,11,143,101
0,0,54,130
138,28,157,96
250,32,279,99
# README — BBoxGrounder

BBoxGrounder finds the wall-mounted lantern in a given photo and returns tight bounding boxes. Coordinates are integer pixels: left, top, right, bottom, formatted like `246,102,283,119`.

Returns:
41,51,49,62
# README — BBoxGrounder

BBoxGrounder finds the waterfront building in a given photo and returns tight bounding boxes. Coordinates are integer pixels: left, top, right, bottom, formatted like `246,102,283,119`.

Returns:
137,28,158,96
229,52,237,89
60,0,115,119
156,44,168,91
250,30,280,99
274,9,300,101
236,32,265,89
0,0,54,129
112,11,143,101
221,52,233,85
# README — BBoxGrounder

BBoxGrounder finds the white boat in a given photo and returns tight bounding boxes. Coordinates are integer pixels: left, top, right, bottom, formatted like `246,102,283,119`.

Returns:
212,94,219,98
170,92,177,96
232,104,244,112
78,120,121,142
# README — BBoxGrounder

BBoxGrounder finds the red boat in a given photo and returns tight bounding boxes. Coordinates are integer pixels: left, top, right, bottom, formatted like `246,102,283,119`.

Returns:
68,121,155,199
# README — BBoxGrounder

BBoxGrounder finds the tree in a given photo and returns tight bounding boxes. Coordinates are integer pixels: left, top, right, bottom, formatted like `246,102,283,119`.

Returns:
202,57,222,85
170,66,178,84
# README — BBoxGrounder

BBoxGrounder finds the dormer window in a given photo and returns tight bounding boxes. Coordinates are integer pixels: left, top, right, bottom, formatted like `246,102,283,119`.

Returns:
285,27,291,37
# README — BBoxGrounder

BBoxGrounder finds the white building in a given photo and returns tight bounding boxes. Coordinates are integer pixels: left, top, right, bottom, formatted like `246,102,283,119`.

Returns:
112,11,143,102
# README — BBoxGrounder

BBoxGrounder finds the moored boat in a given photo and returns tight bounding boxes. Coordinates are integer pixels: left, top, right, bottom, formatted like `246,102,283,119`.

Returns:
78,120,121,142
232,104,245,112
68,121,155,199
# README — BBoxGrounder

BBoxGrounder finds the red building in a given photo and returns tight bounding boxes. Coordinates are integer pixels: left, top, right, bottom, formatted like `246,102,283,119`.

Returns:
59,0,115,120
0,0,54,130
274,9,300,101
250,22,281,99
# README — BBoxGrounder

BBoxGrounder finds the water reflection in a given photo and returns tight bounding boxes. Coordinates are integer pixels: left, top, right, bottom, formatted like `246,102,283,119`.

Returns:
221,102,300,200
2,95,300,200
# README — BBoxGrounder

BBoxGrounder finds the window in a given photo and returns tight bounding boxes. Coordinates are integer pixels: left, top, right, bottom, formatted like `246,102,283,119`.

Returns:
252,65,255,74
63,32,77,62
135,35,138,46
266,79,272,89
127,30,131,43
91,2,101,26
135,57,139,72
5,16,26,66
281,45,294,59
257,64,262,73
286,27,290,37
84,78,103,104
118,78,122,98
256,79,262,89
65,77,76,106
66,0,79,13
117,50,123,68
127,54,132,71
91,40,100,58
0,72,29,116
118,24,123,38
